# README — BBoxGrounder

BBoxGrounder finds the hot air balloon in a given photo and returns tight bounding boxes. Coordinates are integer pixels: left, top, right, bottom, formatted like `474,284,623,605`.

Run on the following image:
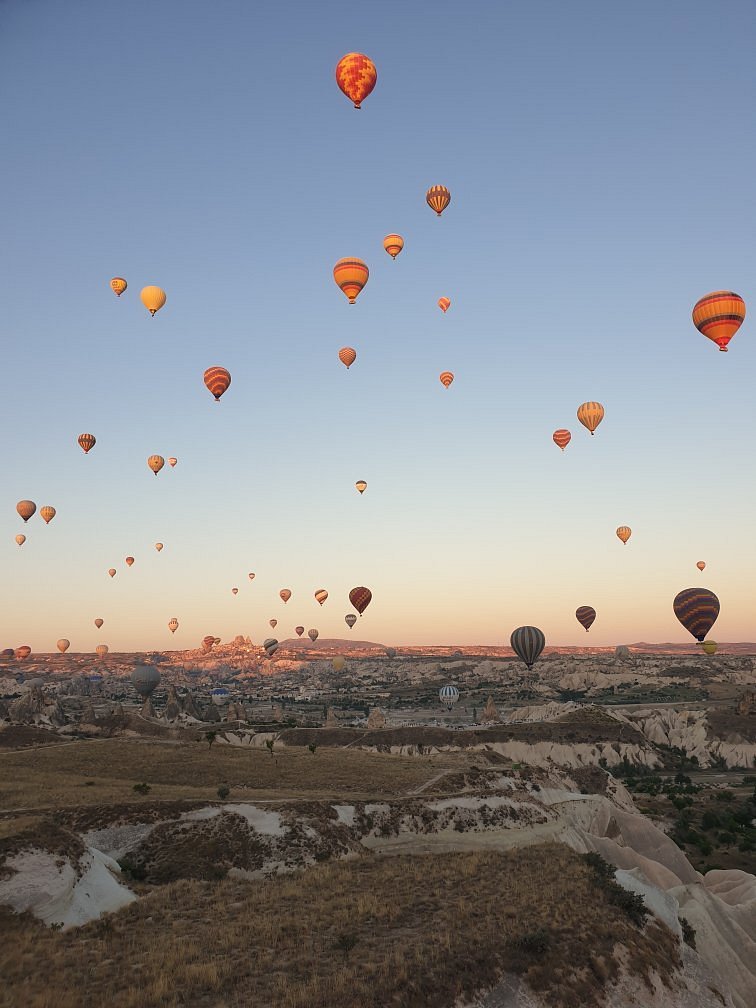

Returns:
96,645,109,659
692,291,745,352
168,457,177,467
616,526,632,545
131,664,160,698
204,366,231,401
383,235,404,259
17,501,36,522
438,297,451,313
263,638,279,657
0,649,14,659
140,286,166,316
269,618,277,628
575,606,596,632
110,277,127,297
279,589,292,603
308,629,319,643
315,589,328,606
148,455,165,475
426,185,451,216
510,626,545,671
339,347,357,369
439,371,454,388
125,556,134,567
673,588,720,642
439,684,460,709
332,656,345,672
15,535,25,546
232,588,239,595
15,646,31,660
295,626,305,637
355,480,367,494
696,561,706,572
702,640,718,655
155,542,163,552
333,258,369,304
349,586,372,615
108,568,116,578
345,614,357,630
202,635,218,652
248,573,255,580
57,639,70,653
40,506,56,525
94,618,104,629
553,429,571,451
168,618,179,634
577,402,604,435
211,687,229,707
78,433,96,454
335,52,377,109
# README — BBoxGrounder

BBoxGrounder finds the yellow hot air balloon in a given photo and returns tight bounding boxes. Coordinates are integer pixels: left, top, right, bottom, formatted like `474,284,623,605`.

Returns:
355,480,367,494
279,589,292,603
616,526,632,545
438,297,451,313
338,347,357,369
314,589,328,605
439,371,454,388
16,501,36,522
702,640,717,655
332,656,345,672
426,185,451,216
168,457,177,467
168,618,179,634
333,258,368,304
577,401,605,435
155,542,163,552
108,568,116,577
140,286,166,316
15,535,25,546
78,433,96,454
148,455,165,475
96,644,109,659
383,234,404,260
110,277,127,297
40,506,56,524
57,638,70,653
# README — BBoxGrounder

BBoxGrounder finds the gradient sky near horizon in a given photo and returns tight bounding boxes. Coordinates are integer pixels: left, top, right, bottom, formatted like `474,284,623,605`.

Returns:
2,0,756,653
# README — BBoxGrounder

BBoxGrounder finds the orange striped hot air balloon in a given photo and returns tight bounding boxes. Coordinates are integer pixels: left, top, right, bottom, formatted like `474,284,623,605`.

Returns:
355,480,367,494
577,401,604,435
439,371,454,388
78,433,96,454
333,258,369,304
383,234,404,259
314,589,328,606
204,366,231,401
438,297,451,313
140,286,166,316
692,291,745,352
616,526,632,545
40,506,56,524
553,429,571,451
335,53,377,109
110,277,127,297
426,185,451,216
339,347,357,369
279,589,292,603
16,501,36,522
148,455,165,475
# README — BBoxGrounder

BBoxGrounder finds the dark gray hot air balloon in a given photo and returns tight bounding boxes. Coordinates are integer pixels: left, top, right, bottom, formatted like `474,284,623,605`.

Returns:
131,664,161,698
263,638,279,658
510,626,545,671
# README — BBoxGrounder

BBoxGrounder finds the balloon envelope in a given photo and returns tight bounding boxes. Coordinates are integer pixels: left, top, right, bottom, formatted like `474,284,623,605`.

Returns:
78,433,96,454
57,639,70,653
692,291,745,352
279,589,292,603
702,640,718,655
15,535,25,546
269,619,277,628
673,588,720,642
510,626,546,670
110,277,127,296
96,645,109,659
426,185,451,216
616,526,632,545
332,656,345,672
349,586,372,614
108,568,116,578
439,684,460,708
125,556,134,566
575,606,596,632
438,297,451,313
335,52,377,108
168,618,179,633
383,234,404,259
355,480,367,494
696,561,706,571
140,286,166,316
338,347,357,369
345,614,357,629
155,543,163,552
16,501,36,522
439,371,454,388
553,429,571,451
204,366,231,401
148,455,164,475
40,506,56,524
577,402,604,435
308,629,319,642
94,618,104,629
295,626,305,637
131,664,161,698
15,646,31,660
314,589,328,605
333,258,369,304
168,457,177,467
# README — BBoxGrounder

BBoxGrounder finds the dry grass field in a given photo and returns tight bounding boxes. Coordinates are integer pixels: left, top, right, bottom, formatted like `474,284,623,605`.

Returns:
0,843,678,1008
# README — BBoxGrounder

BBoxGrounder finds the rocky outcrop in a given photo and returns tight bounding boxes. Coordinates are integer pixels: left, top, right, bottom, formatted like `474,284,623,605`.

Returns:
8,686,66,727
479,696,500,724
367,708,386,729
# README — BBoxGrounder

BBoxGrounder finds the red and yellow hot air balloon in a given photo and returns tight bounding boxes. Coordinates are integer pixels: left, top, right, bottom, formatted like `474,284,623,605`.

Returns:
279,589,292,603
438,297,451,313
333,258,369,304
349,586,372,615
204,366,231,401
148,455,165,475
616,526,632,545
339,347,357,369
439,371,454,388
315,589,328,606
355,480,367,494
696,561,706,572
16,501,36,522
110,277,127,297
40,506,56,524
553,429,571,451
692,291,745,352
78,433,96,454
335,53,377,109
577,401,605,435
140,286,166,316
426,185,451,216
383,234,404,260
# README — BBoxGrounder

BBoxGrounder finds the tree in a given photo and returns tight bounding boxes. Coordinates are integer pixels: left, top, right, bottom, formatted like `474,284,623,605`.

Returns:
308,742,317,755
205,730,217,751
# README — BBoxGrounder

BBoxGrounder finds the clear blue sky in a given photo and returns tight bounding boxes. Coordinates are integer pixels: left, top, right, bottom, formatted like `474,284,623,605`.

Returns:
2,0,755,651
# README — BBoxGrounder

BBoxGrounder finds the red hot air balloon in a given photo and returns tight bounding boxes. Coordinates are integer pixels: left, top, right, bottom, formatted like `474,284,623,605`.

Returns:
349,586,372,615
339,347,357,369
78,433,96,454
204,366,231,401
553,429,571,451
335,53,377,109
575,606,596,632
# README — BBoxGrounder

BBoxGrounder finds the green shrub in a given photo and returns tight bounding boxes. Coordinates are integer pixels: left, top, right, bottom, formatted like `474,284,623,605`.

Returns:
133,782,151,795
